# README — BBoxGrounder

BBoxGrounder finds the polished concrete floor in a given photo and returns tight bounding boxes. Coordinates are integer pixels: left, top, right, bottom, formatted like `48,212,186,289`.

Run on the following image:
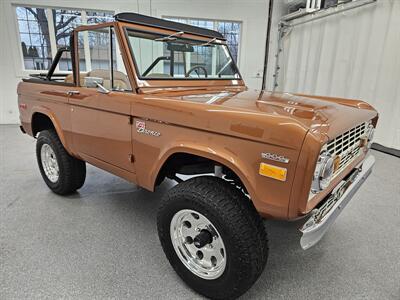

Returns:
1,125,399,299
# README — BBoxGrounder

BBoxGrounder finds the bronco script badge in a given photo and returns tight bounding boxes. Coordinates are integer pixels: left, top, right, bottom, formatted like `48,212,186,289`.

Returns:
136,120,161,137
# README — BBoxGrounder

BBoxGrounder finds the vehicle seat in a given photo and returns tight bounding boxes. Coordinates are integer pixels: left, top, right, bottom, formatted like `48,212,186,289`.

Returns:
65,73,87,84
87,69,131,90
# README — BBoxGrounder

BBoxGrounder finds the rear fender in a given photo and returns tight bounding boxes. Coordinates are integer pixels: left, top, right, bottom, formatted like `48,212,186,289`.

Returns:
30,106,72,155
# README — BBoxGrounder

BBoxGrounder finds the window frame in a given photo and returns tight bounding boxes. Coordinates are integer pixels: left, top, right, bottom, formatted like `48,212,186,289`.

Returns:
123,27,243,81
162,16,242,65
74,23,134,92
13,4,114,74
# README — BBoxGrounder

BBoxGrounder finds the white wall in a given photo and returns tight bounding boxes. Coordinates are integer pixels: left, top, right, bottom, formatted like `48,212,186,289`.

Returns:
0,0,269,124
272,0,400,149
4,1,396,149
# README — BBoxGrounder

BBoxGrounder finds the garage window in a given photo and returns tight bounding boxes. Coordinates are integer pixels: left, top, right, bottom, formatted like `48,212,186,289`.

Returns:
15,6,113,71
164,17,241,63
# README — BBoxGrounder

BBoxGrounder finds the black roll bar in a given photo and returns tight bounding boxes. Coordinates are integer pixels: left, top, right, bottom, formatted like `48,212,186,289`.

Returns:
142,56,171,77
46,47,70,81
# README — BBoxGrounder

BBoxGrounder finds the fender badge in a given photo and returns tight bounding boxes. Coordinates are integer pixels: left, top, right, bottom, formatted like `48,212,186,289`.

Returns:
136,120,161,137
261,152,289,164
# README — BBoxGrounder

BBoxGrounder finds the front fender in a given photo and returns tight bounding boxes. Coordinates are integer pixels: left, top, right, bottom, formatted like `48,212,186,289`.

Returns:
132,119,300,219
150,145,258,203
295,93,376,111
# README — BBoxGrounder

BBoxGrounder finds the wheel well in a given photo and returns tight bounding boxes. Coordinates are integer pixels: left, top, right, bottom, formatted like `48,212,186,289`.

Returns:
31,113,55,137
155,152,248,195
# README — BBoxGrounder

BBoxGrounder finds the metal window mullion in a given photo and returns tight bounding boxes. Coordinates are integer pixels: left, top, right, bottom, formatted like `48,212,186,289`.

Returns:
114,29,125,72
211,21,218,75
81,11,92,72
46,8,59,72
236,22,242,65
109,27,114,89
185,52,191,74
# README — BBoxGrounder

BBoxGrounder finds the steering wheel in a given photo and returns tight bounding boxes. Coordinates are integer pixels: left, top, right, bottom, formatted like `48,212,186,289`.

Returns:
185,65,208,78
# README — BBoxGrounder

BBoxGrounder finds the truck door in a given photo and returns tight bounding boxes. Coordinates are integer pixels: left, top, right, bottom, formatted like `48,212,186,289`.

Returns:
69,26,135,173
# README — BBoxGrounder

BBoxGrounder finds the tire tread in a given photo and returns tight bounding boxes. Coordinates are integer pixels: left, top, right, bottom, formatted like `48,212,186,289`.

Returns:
36,129,86,195
157,176,269,299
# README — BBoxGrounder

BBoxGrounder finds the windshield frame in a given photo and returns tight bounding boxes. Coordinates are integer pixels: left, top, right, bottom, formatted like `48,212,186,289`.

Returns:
123,27,243,82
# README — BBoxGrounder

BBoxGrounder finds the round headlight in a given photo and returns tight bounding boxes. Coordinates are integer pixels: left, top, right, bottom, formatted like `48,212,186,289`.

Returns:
311,151,334,193
319,153,334,189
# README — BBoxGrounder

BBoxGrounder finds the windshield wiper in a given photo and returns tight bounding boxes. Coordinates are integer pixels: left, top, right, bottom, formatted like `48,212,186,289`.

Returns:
155,31,184,42
198,37,217,47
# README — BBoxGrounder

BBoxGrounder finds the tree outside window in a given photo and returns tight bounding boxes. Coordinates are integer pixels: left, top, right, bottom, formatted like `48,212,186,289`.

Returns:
17,7,52,70
15,6,113,71
165,17,241,63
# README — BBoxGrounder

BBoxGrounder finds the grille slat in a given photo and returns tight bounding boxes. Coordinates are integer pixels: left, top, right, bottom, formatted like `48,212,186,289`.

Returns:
326,122,367,176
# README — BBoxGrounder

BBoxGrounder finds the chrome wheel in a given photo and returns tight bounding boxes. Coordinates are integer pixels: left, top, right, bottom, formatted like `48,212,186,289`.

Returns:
170,209,226,280
40,143,59,183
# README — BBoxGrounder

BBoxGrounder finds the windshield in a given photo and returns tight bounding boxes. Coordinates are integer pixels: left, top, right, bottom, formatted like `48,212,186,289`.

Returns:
125,29,240,80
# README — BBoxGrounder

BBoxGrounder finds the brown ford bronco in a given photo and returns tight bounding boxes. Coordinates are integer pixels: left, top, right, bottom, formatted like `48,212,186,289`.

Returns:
18,13,378,299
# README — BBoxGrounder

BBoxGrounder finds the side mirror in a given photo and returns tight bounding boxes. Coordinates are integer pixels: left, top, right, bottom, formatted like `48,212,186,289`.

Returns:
96,82,110,94
84,76,110,94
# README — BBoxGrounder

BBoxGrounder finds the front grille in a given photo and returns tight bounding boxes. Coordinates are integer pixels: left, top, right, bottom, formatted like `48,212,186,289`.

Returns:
326,122,368,176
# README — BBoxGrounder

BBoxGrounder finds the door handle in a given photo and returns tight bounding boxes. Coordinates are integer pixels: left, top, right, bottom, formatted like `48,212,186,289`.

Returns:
66,90,80,96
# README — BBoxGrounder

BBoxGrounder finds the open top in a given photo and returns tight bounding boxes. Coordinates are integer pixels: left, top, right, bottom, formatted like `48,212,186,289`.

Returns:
23,12,243,90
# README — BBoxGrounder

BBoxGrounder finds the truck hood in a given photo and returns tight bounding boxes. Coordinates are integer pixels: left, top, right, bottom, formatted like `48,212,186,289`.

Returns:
137,89,377,149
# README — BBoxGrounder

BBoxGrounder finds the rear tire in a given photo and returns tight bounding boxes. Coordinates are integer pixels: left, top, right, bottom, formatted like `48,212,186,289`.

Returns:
157,176,268,299
36,129,86,195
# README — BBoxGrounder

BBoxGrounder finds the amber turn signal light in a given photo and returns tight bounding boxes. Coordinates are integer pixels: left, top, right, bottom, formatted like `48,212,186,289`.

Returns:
259,163,287,181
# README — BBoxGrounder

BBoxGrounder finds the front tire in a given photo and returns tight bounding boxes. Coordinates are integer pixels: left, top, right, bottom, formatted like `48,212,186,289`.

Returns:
157,176,268,299
36,129,86,195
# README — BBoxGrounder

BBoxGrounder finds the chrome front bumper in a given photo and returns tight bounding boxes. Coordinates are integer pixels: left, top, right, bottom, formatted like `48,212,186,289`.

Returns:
300,155,375,250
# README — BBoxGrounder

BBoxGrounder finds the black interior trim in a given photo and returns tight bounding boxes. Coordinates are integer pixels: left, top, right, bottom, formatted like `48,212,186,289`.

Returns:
22,78,74,86
70,33,77,86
